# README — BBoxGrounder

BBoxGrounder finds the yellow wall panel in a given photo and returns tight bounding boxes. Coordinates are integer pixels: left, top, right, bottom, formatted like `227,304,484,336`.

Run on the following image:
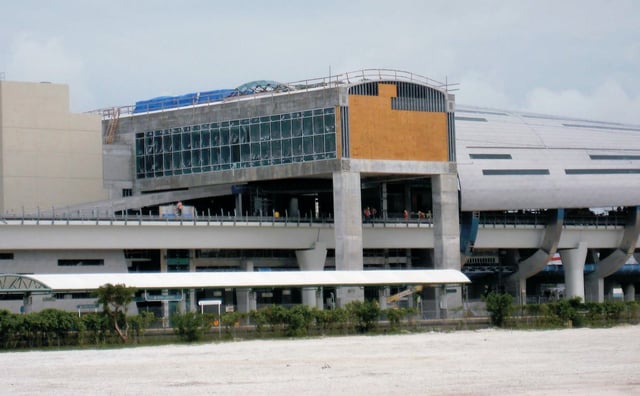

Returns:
348,85,449,162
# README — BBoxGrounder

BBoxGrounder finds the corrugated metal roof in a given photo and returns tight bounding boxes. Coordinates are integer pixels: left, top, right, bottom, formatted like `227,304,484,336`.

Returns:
2,270,470,293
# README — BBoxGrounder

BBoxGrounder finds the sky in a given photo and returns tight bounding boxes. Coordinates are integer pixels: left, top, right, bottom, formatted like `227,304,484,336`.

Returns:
1,0,639,124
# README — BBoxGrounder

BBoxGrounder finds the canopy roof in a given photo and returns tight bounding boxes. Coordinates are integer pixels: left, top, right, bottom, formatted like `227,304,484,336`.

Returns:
0,270,470,294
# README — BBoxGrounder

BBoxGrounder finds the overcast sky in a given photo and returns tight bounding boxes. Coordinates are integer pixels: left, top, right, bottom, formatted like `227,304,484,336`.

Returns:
1,0,639,124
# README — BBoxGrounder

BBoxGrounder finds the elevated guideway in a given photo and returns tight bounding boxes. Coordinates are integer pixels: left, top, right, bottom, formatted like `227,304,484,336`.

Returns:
0,215,637,251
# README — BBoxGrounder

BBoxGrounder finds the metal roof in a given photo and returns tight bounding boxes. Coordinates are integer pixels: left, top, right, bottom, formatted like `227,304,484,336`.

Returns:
0,270,470,294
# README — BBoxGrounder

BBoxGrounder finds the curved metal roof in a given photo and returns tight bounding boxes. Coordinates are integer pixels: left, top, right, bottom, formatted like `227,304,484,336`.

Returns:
455,105,640,211
0,270,470,294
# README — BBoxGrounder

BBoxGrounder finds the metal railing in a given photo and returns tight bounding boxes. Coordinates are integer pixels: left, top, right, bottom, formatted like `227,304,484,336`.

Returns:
86,68,457,120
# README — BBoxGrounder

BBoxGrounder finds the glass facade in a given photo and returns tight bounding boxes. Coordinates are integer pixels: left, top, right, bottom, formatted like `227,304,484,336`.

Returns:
135,107,337,179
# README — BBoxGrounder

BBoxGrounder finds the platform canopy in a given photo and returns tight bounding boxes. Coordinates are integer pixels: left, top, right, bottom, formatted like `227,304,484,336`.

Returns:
0,270,470,294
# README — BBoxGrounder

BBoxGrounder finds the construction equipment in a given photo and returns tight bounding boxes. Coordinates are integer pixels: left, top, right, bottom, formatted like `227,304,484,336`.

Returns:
386,285,423,306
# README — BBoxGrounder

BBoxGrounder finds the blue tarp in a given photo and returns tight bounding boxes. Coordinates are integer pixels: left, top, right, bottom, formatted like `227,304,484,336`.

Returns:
133,89,234,114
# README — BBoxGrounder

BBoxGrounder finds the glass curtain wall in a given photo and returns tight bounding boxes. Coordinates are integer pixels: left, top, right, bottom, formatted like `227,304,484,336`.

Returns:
136,107,336,179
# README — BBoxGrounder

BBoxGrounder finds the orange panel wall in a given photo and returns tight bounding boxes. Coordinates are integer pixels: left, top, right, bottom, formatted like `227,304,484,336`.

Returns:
348,83,448,161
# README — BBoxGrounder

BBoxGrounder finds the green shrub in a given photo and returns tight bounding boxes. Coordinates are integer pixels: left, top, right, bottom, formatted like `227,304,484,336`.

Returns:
484,292,513,327
384,308,407,332
346,300,381,333
171,312,210,342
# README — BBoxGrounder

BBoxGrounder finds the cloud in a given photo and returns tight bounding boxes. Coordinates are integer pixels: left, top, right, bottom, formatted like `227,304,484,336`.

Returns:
6,33,94,111
524,81,640,125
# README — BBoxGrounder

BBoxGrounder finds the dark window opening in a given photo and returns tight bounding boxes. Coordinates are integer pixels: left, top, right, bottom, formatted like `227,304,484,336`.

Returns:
58,259,105,266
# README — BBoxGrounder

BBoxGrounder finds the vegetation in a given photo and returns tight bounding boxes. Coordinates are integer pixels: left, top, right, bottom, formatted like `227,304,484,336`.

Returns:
483,292,514,327
94,283,137,343
0,298,638,350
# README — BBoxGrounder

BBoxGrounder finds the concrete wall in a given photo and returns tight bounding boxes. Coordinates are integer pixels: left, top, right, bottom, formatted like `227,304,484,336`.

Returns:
0,81,107,214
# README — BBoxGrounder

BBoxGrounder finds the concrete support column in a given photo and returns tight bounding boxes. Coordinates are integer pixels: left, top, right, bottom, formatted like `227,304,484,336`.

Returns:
235,192,243,216
22,293,33,314
378,288,388,310
332,168,364,306
381,182,388,220
432,173,462,317
236,260,256,314
507,209,564,304
559,242,588,301
624,284,636,302
432,174,460,270
296,242,327,308
160,249,169,327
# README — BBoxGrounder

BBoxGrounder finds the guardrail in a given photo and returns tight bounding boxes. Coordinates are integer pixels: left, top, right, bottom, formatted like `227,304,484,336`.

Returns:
86,68,457,120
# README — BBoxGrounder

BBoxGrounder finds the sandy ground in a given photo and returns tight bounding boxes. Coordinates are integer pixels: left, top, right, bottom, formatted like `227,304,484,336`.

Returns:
2,326,640,396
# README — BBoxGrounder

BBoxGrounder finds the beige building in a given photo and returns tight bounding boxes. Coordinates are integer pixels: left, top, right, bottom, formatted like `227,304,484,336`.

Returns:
0,81,107,214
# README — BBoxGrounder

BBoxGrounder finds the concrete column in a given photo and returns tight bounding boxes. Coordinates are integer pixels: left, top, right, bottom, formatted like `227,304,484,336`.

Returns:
160,249,169,327
236,260,256,314
559,242,587,300
624,284,635,302
235,192,243,216
332,168,364,306
432,174,462,317
587,207,640,302
432,174,460,270
22,293,33,314
381,182,388,220
507,209,564,304
378,288,388,310
296,242,327,308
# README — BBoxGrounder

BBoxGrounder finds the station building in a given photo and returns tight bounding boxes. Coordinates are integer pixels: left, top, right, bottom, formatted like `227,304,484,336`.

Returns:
0,70,639,318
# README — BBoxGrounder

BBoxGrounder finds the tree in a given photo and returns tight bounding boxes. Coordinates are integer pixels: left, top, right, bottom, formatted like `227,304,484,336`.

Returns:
95,283,137,343
484,292,513,327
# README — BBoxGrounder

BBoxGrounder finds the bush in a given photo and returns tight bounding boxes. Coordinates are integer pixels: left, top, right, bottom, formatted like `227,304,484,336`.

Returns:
284,305,315,337
384,308,407,332
171,312,210,342
346,300,381,333
484,292,513,327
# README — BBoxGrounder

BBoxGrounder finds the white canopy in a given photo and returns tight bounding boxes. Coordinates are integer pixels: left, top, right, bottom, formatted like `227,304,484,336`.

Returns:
1,269,470,293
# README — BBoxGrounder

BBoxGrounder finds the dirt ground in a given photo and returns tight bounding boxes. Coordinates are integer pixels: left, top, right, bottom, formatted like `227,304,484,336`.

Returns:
2,325,640,395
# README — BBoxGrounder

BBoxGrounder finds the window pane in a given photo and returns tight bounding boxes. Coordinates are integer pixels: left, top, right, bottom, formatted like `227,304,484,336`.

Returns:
211,148,220,165
220,126,229,145
313,115,324,135
282,139,292,159
281,115,292,138
250,143,260,161
211,129,219,147
302,117,313,136
173,152,182,169
293,137,303,156
303,136,314,154
182,132,191,149
271,120,281,139
292,113,302,137
173,134,182,151
192,150,201,166
221,146,230,164
230,122,240,144
271,140,281,158
325,133,336,153
260,122,271,141
231,145,240,163
241,144,250,162
261,141,270,160
314,135,324,154
324,112,336,133
250,122,260,142
192,131,201,149
201,148,210,166
201,129,211,148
